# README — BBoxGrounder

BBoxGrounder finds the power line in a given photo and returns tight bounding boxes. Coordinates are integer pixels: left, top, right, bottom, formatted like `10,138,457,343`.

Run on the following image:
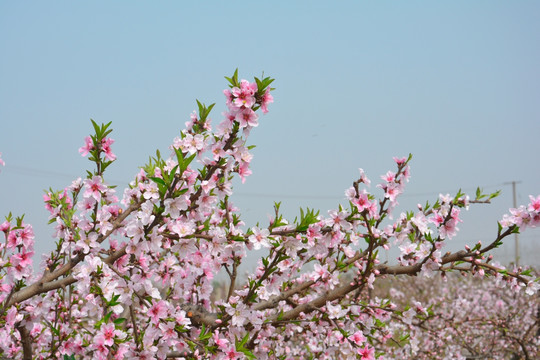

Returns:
2,164,515,202
234,184,507,200
4,165,129,185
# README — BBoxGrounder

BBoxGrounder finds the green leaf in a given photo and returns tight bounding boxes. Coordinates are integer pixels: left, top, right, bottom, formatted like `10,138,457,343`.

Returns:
454,189,464,202
225,68,239,87
104,311,113,323
240,349,257,360
90,119,101,137
108,294,122,307
174,147,185,168
521,269,532,276
276,309,284,321
236,332,250,347
199,324,212,341
295,207,320,232
113,317,127,324
181,153,197,173
50,325,60,336
149,176,166,186
489,190,501,200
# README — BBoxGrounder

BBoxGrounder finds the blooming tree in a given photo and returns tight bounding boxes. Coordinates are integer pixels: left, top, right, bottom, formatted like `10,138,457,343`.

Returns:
374,273,539,359
0,71,538,359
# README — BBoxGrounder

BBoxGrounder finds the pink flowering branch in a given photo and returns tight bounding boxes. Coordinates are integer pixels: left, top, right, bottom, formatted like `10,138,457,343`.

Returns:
1,71,538,360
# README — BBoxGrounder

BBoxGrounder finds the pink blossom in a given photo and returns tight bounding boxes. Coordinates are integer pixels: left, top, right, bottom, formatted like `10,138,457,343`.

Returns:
83,176,106,201
5,307,22,327
213,330,229,349
0,220,9,232
399,241,416,256
326,302,347,319
312,263,329,281
174,309,191,328
260,86,274,113
78,136,94,156
353,191,371,212
528,195,540,212
9,261,32,280
78,195,96,215
357,344,375,360
421,259,440,278
29,323,43,337
525,281,540,295
366,200,378,218
429,210,445,226
180,133,205,154
171,219,195,237
381,170,396,183
393,156,407,165
383,182,401,203
224,346,243,359
141,182,160,201
231,79,257,108
6,225,34,250
349,330,366,345
327,210,351,231
114,344,129,360
164,196,189,218
97,323,117,346
10,249,33,267
101,137,116,161
345,186,356,201
238,162,252,183
411,212,430,235
148,300,168,324
185,111,198,130
223,88,233,106
75,231,99,254
509,206,530,228
235,108,259,127
93,334,109,359
358,168,371,186
248,227,270,250
68,177,83,192
211,142,227,161
159,322,177,340
226,303,249,327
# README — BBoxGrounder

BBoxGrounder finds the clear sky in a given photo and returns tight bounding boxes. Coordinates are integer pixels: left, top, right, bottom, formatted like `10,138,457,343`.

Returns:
1,1,539,268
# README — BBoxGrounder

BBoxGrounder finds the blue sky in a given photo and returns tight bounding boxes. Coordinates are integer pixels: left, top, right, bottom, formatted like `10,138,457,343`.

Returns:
1,1,539,267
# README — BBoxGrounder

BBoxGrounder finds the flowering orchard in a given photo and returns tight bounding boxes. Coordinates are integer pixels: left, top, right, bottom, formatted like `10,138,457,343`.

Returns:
375,274,539,359
0,71,539,359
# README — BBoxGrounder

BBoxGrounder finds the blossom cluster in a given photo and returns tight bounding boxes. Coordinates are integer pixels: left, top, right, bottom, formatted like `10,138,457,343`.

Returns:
501,195,540,230
0,218,35,289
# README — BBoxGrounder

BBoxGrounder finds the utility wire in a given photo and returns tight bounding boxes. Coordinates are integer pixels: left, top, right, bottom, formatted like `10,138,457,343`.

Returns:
234,184,506,200
2,164,514,201
4,165,129,186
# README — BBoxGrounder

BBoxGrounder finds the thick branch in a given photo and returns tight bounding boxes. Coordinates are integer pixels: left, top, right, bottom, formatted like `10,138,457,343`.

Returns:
377,250,469,276
269,281,359,322
16,323,32,360
7,201,139,307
